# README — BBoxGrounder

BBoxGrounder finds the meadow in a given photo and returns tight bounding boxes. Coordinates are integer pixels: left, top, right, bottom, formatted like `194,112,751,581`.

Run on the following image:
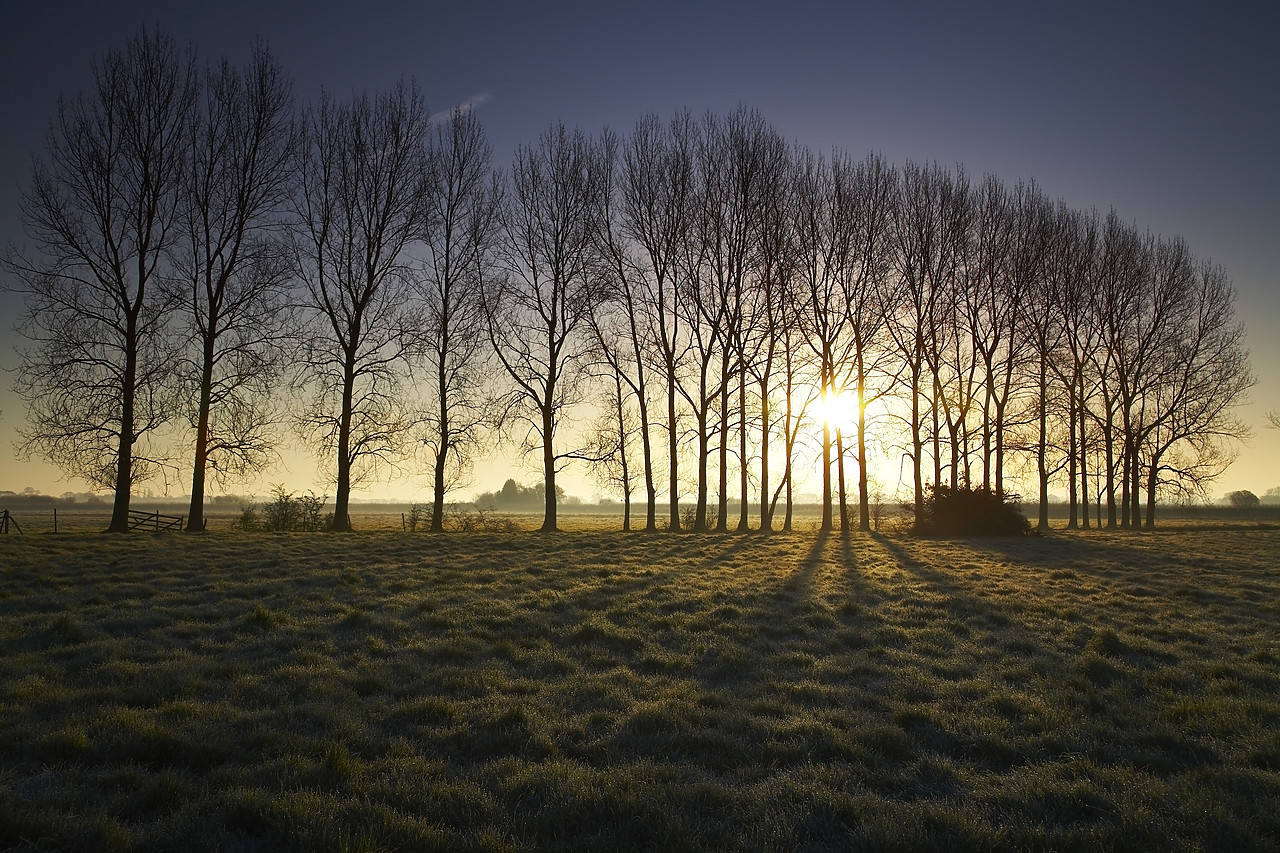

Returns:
1,519,1277,851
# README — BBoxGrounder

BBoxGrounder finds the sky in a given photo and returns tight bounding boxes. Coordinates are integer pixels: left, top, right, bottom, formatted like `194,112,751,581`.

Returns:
1,0,1277,503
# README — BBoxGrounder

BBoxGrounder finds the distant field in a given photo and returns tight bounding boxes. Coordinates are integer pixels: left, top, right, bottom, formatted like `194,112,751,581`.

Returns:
6,500,1277,534
1,525,1277,850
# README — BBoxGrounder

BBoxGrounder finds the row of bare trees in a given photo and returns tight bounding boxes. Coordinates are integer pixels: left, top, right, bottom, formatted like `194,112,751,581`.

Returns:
565,110,1252,534
4,30,1253,533
4,32,498,532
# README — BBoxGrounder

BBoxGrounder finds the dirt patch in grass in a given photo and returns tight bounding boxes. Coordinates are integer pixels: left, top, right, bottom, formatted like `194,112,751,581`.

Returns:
2,525,1277,850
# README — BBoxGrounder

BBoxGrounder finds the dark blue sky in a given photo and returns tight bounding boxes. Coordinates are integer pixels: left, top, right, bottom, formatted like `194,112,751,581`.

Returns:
2,0,1277,498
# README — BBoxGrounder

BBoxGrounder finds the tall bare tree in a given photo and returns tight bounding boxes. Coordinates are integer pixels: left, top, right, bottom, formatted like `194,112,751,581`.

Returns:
620,112,697,530
747,140,798,532
5,29,196,532
692,107,776,532
175,41,296,532
485,123,603,532
1134,255,1253,525
1047,204,1100,528
418,107,500,531
792,146,848,532
837,151,897,531
292,81,432,531
591,127,658,530
887,161,961,526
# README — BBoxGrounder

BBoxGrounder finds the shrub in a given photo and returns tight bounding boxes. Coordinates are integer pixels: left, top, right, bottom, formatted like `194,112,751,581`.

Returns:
295,492,327,532
261,485,329,532
236,502,259,532
444,503,520,533
406,503,431,532
913,484,1031,537
263,486,299,532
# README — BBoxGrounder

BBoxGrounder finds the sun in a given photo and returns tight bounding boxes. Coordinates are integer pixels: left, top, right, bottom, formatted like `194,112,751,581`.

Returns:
818,388,860,431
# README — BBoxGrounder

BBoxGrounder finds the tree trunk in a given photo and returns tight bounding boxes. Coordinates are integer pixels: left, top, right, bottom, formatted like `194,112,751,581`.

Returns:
836,429,848,532
541,402,557,532
1036,354,1050,531
332,359,356,533
1078,373,1091,530
667,371,681,532
1144,455,1159,530
736,369,749,532
857,379,870,532
186,346,216,532
758,382,772,532
108,325,139,534
430,353,449,532
716,376,730,532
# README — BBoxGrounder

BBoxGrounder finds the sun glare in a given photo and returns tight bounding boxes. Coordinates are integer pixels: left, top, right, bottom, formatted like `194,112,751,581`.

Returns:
818,389,860,431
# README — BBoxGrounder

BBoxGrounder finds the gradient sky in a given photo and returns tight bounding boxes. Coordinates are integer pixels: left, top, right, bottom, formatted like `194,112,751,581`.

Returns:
2,0,1277,502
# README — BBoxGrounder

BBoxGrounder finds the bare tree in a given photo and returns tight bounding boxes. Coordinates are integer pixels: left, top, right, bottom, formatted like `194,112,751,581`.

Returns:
485,123,603,532
585,331,642,530
691,107,776,532
792,146,848,532
1090,210,1145,527
1135,256,1253,525
4,29,197,532
619,112,697,530
1009,181,1060,531
417,106,501,532
837,152,898,531
1046,204,1100,529
292,81,432,531
887,161,962,526
174,41,296,532
591,127,659,530
747,139,798,532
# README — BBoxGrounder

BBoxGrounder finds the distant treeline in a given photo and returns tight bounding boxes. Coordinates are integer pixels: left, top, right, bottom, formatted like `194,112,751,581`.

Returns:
0,490,106,507
473,480,570,510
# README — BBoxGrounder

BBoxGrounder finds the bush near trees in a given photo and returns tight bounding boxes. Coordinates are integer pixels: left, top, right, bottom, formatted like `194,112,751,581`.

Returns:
239,486,329,532
912,484,1032,538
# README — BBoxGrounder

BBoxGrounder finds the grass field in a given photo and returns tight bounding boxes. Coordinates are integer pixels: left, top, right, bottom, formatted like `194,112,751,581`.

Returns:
1,522,1277,851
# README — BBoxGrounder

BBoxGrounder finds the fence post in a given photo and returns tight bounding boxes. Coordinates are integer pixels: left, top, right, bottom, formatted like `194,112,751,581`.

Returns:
53,507,58,534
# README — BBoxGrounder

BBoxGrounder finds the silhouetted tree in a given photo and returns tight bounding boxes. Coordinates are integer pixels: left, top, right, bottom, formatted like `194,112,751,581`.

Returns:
585,359,641,530
590,128,658,530
1135,257,1252,524
688,107,779,532
418,107,501,532
1046,204,1100,529
292,81,432,531
1091,211,1145,527
4,29,197,532
485,123,604,532
747,139,798,532
887,161,963,526
837,152,897,531
1009,181,1060,531
619,112,697,530
175,40,296,532
792,146,851,532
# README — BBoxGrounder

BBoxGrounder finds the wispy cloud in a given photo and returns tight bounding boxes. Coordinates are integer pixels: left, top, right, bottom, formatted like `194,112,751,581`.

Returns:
430,92,491,124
